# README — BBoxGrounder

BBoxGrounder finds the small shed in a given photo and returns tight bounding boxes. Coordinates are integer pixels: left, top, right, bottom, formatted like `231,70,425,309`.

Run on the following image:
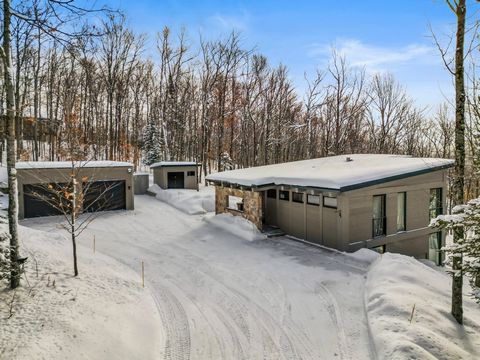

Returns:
150,161,199,190
17,161,134,219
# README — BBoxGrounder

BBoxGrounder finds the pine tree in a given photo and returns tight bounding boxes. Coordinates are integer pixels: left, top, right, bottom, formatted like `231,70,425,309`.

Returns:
431,199,480,302
142,119,163,165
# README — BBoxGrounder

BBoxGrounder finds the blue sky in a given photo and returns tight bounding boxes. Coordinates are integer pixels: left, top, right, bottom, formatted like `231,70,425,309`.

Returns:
102,0,471,112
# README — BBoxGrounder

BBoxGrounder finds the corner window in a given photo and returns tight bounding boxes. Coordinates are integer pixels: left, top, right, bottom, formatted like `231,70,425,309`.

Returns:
397,192,406,232
187,171,195,177
267,189,277,199
323,196,337,208
307,194,320,206
428,232,442,266
279,190,289,201
292,192,304,203
373,194,386,237
429,188,443,220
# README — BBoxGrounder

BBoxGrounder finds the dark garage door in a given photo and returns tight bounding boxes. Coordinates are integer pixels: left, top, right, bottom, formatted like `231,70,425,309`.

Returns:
23,184,65,218
83,180,126,212
167,172,184,189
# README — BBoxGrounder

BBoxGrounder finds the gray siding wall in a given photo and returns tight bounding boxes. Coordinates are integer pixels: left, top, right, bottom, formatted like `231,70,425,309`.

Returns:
17,166,135,219
153,165,198,190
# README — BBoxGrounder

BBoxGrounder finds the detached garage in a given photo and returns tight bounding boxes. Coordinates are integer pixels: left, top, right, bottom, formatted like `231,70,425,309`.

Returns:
17,161,134,219
151,161,199,190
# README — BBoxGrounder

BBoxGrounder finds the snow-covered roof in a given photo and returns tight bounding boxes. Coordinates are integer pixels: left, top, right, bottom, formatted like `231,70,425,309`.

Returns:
150,161,199,168
16,161,133,170
206,154,454,191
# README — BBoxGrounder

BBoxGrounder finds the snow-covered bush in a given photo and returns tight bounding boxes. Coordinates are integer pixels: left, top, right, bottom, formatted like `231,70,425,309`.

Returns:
430,198,480,301
0,228,11,284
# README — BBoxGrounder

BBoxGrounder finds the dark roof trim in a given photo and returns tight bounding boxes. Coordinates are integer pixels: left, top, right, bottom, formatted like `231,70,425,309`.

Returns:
151,163,200,168
207,162,453,193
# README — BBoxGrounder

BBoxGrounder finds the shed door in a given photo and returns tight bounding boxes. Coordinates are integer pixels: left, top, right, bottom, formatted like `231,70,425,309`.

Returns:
167,171,185,189
23,184,64,218
83,180,126,212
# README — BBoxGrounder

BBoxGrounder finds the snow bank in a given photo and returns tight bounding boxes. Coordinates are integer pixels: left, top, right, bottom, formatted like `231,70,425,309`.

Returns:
0,224,162,359
148,184,214,215
204,213,267,242
366,253,480,359
347,248,381,265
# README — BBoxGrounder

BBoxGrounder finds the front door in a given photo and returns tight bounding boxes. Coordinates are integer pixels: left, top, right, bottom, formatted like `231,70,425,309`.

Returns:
167,171,185,189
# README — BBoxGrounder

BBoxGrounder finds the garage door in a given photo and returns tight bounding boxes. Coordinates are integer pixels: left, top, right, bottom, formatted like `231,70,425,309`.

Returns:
23,183,66,218
83,180,126,212
167,171,184,189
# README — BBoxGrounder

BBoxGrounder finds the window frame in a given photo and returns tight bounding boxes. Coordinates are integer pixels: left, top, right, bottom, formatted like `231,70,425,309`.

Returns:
428,232,443,266
307,194,320,206
372,194,387,238
397,192,407,232
186,170,196,177
279,190,290,201
266,189,277,199
323,196,337,209
292,192,304,203
429,188,443,220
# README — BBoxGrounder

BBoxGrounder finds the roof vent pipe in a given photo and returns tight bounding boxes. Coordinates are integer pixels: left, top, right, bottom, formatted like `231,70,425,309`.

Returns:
346,157,353,162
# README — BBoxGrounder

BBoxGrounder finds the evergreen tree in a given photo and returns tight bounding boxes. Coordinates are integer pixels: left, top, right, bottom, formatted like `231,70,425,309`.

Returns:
431,199,480,302
142,119,163,165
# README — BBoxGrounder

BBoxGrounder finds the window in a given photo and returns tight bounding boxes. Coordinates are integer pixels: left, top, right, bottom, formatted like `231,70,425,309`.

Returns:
323,196,337,208
397,192,406,232
227,195,243,211
292,192,304,203
307,194,320,206
371,245,386,254
429,188,443,220
279,190,290,201
373,195,386,237
187,171,195,177
267,189,277,199
428,232,442,266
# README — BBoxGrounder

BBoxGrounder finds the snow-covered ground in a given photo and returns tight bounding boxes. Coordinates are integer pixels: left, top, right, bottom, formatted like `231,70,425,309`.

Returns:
0,223,162,359
23,195,376,359
366,253,480,359
11,191,480,359
147,184,215,214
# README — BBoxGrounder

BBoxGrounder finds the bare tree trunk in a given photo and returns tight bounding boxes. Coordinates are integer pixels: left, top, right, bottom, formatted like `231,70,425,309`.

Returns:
450,0,466,325
3,0,21,289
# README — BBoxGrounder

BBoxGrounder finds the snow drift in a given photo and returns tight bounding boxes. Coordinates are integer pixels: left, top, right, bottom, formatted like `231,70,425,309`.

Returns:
204,213,267,242
148,184,215,215
366,252,480,359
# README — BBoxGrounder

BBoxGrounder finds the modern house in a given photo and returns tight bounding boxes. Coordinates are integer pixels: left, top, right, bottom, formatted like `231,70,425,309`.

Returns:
17,161,134,219
151,161,199,190
206,154,454,264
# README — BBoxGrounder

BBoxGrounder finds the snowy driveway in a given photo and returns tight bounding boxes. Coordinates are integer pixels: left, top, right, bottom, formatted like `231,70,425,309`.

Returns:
22,195,376,360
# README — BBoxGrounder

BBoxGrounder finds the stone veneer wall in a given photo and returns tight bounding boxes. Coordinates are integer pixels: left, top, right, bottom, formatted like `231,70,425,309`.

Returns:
215,186,263,230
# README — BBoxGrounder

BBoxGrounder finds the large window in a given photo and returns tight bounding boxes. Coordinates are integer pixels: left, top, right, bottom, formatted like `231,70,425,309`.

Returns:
373,195,386,237
397,192,406,232
292,192,304,203
429,188,443,220
429,232,442,266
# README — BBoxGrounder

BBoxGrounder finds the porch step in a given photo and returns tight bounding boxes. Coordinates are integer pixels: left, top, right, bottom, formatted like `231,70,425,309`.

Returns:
263,227,286,238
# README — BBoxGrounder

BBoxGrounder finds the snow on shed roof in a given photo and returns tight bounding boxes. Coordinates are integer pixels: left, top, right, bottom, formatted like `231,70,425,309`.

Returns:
206,154,454,191
16,161,133,170
150,161,199,168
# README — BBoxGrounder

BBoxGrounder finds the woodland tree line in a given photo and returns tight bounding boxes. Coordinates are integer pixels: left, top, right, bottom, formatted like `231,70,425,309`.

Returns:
4,13,480,189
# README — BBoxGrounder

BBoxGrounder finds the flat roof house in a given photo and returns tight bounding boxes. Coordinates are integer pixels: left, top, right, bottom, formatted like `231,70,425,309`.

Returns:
17,161,134,219
151,161,199,190
206,154,454,264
